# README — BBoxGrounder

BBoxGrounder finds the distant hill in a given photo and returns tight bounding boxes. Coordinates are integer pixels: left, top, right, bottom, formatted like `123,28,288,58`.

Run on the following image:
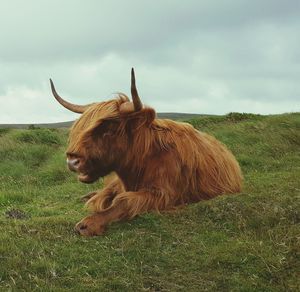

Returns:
0,112,205,129
0,121,74,129
157,112,206,120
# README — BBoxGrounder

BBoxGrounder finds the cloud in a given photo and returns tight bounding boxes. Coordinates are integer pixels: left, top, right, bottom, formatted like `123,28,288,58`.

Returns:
0,0,299,123
0,85,78,123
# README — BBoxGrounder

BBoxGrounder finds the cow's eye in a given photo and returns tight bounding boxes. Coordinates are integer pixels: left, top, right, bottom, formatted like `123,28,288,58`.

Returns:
103,130,114,138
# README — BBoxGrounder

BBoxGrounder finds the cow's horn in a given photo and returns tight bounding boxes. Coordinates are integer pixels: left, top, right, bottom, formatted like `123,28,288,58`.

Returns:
131,68,143,111
50,79,92,114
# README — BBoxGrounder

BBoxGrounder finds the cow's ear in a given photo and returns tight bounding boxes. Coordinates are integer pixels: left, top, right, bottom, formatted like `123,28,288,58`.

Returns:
138,107,156,126
122,107,156,128
119,101,135,114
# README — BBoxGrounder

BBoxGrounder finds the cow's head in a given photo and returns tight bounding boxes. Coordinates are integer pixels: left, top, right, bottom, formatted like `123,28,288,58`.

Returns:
50,69,155,183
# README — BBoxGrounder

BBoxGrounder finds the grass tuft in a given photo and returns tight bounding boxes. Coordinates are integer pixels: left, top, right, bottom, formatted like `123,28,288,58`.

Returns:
12,128,62,145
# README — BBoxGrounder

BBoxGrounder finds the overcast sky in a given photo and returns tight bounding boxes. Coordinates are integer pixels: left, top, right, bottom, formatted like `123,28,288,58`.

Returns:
0,0,299,123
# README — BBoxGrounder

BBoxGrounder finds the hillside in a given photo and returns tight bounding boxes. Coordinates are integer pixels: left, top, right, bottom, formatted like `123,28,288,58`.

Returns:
0,113,204,129
0,113,299,291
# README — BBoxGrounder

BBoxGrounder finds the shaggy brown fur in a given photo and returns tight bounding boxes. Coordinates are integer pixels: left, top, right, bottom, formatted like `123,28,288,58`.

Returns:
61,93,243,236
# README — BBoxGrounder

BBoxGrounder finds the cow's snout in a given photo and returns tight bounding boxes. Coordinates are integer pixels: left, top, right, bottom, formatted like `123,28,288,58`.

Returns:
67,158,80,172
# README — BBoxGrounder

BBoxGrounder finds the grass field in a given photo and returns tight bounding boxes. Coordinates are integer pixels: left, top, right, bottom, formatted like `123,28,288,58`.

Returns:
0,113,299,291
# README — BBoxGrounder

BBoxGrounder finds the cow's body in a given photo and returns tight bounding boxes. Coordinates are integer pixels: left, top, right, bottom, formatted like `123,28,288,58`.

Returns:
50,69,242,236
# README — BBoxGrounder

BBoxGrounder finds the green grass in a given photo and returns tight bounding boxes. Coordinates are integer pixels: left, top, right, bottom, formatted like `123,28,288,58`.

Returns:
0,113,299,291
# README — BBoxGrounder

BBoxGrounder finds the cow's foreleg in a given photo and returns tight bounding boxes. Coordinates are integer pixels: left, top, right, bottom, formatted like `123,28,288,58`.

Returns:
75,189,169,236
81,177,125,211
80,191,98,202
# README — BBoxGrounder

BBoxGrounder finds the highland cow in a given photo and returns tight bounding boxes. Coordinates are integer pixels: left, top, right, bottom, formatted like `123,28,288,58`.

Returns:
50,69,242,236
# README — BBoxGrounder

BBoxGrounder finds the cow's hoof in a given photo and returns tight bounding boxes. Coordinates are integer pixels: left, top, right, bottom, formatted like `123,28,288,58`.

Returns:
74,216,106,236
80,191,97,202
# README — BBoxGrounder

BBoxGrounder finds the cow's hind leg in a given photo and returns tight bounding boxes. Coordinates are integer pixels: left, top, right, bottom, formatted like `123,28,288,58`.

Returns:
75,190,170,236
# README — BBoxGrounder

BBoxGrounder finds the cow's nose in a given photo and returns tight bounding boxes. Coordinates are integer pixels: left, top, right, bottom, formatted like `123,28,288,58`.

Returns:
67,158,80,172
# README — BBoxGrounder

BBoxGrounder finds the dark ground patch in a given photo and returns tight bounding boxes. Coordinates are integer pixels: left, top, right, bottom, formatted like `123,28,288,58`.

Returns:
5,208,29,220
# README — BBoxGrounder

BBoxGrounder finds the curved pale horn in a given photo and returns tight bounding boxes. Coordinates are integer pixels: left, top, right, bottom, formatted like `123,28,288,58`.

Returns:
131,68,143,111
50,79,92,113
